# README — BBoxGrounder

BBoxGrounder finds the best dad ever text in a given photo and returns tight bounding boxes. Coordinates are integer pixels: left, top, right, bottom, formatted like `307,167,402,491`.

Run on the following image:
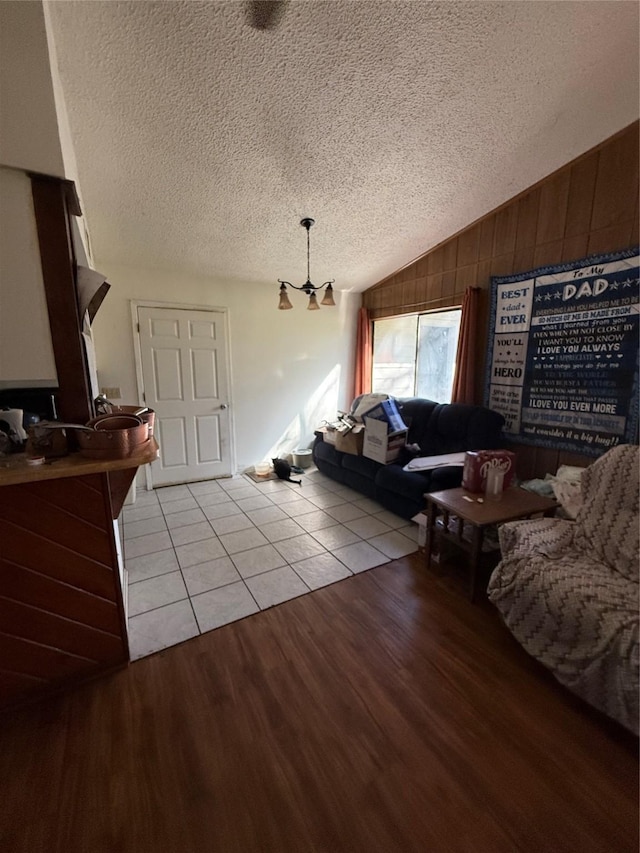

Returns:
499,278,608,326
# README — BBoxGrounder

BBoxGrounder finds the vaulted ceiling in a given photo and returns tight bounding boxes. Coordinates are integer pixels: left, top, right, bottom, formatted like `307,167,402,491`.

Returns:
45,0,639,293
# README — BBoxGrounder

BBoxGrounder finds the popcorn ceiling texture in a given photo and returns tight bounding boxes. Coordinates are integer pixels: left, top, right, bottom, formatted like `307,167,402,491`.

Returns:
45,1,639,292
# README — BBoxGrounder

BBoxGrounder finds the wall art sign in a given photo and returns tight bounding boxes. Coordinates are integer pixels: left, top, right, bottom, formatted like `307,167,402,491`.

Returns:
484,247,639,456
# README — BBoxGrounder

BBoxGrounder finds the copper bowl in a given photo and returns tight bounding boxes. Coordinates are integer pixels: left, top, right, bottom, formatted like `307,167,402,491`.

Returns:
76,415,149,459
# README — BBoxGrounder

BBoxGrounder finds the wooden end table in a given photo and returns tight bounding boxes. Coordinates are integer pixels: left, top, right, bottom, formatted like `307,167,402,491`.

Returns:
423,487,557,601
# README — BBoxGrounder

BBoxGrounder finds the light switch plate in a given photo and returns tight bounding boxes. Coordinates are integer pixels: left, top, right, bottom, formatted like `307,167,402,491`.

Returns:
101,387,122,400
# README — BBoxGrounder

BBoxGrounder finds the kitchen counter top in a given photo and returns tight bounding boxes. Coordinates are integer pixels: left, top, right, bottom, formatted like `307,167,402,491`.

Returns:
0,438,159,487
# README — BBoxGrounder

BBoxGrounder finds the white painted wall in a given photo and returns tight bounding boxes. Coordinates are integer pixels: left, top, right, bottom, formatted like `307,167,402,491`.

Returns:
0,168,57,385
0,2,64,387
0,1,64,176
42,0,95,267
41,1,80,186
91,263,360,473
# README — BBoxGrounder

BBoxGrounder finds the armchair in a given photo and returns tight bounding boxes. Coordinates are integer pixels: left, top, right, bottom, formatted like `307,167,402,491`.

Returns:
488,444,639,734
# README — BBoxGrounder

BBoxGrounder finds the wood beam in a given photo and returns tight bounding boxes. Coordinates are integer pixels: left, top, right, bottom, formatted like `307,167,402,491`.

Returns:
31,175,93,425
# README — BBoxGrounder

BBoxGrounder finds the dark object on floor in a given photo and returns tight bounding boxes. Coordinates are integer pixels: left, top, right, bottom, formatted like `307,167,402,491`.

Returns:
290,464,304,474
313,397,505,519
272,457,302,485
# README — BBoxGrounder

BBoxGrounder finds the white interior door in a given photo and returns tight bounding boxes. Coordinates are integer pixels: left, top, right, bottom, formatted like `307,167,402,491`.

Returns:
137,306,232,486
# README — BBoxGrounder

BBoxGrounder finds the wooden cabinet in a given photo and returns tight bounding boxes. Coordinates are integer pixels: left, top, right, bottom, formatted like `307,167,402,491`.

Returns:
0,442,158,709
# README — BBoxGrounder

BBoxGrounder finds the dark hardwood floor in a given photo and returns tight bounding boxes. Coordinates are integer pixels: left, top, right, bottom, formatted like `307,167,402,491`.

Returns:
1,554,637,853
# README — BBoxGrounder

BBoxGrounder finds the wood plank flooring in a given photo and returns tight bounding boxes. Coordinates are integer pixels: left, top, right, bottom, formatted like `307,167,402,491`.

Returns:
1,554,637,853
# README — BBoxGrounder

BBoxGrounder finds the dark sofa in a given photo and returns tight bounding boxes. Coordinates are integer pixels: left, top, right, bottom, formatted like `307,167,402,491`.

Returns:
312,398,506,519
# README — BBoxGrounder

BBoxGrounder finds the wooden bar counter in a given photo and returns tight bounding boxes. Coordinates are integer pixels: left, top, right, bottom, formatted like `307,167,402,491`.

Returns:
0,440,158,709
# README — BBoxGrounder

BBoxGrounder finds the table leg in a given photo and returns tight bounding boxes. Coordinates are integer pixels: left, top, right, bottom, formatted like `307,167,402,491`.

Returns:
469,525,484,602
425,501,437,569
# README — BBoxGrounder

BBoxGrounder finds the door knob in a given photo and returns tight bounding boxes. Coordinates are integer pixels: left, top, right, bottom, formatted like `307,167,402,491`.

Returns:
219,404,228,410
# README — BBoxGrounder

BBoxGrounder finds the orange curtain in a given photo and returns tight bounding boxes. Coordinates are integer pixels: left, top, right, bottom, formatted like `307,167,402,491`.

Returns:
451,286,480,404
354,306,372,397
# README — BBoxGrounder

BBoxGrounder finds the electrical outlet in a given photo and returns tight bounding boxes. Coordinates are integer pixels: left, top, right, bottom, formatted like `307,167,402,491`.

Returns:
101,387,122,400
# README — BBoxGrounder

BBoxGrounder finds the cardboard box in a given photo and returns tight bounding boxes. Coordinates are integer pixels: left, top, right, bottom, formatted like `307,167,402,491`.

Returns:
462,450,516,493
363,417,408,464
335,424,364,455
361,398,408,433
316,427,337,445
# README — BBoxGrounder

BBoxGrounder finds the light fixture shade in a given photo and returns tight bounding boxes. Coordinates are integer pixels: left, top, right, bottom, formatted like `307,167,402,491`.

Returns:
307,292,320,310
278,284,293,310
320,283,335,306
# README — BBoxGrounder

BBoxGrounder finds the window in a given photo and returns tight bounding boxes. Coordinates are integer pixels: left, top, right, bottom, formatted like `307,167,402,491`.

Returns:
371,308,462,402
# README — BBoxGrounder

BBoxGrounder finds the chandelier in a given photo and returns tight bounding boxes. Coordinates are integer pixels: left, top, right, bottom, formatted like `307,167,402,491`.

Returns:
278,218,335,310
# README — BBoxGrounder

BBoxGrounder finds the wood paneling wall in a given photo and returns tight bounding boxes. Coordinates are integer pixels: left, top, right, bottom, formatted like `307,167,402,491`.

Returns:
363,121,639,476
0,473,128,708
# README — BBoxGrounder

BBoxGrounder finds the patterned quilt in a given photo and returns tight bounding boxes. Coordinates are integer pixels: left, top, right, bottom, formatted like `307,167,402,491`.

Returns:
488,444,639,734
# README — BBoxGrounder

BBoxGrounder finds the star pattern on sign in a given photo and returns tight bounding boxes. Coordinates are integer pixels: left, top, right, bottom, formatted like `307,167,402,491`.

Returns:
554,291,563,299
622,278,636,288
609,281,620,291
535,294,543,303
544,292,553,301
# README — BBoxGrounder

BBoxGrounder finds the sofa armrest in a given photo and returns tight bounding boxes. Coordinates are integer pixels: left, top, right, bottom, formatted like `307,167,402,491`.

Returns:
498,517,575,559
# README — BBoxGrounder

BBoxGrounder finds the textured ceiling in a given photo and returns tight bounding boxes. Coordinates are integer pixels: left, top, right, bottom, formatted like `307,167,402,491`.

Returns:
45,1,639,293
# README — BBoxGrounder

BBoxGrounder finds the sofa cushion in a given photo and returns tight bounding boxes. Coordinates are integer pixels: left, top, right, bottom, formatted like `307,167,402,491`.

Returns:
335,452,378,499
375,462,464,504
341,452,381,480
375,464,434,504
312,438,347,485
313,438,342,467
397,398,439,446
419,403,505,455
428,464,466,492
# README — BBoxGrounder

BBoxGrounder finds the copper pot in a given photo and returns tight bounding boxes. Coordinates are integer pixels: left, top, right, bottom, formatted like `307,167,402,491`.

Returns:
76,414,149,459
104,406,156,436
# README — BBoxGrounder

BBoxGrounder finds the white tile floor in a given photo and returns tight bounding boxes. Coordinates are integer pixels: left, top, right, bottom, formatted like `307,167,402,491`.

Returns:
121,469,419,660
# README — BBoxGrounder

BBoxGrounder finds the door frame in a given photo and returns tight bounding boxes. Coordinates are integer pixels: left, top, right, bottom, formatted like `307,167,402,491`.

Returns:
130,299,235,491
